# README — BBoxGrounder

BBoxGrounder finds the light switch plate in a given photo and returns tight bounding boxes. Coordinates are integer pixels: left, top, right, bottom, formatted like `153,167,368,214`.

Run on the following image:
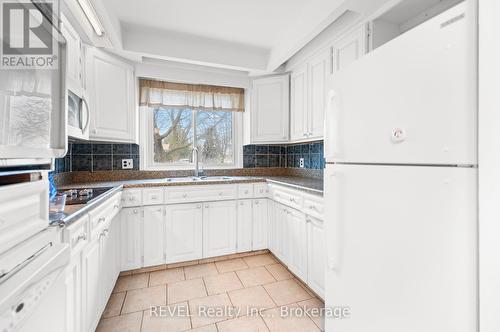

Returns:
122,159,133,169
299,158,304,168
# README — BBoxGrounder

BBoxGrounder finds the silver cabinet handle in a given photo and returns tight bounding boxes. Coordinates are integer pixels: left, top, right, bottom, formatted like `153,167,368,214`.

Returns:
309,205,318,210
254,200,259,205
240,201,244,206
76,232,87,243
196,205,202,209
98,216,106,223
157,208,162,212
114,204,120,209
133,209,139,214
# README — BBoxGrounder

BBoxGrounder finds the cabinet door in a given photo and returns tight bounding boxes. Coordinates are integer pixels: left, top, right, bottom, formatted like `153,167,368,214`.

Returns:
82,240,101,332
274,203,289,264
65,256,82,332
307,216,325,298
308,48,329,139
252,199,268,250
203,201,237,258
143,206,165,267
332,25,367,73
287,208,308,281
237,200,253,253
100,226,115,302
61,15,83,95
87,48,136,143
120,208,143,270
251,75,290,143
165,203,203,263
290,64,309,141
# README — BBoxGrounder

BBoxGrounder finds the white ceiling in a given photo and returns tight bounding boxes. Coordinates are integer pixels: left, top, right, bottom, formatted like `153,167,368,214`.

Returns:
89,0,394,73
104,0,309,49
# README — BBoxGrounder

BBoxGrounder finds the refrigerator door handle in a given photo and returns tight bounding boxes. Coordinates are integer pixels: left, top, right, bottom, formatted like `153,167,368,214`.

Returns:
325,89,339,161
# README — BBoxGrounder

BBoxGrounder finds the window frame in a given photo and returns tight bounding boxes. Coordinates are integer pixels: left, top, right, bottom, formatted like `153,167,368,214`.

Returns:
140,106,243,170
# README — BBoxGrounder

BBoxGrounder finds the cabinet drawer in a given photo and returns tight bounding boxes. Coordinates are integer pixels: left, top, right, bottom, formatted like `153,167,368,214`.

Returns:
253,183,269,198
272,187,303,210
165,185,237,204
142,187,164,205
62,214,89,254
89,192,121,239
303,196,324,220
0,180,49,254
121,189,142,207
238,184,254,199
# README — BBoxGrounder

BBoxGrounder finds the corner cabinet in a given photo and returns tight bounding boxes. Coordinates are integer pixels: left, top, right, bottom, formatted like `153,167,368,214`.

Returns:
251,75,290,143
86,48,137,143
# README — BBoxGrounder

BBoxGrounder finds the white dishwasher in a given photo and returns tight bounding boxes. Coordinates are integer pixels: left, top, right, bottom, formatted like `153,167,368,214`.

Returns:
0,228,69,332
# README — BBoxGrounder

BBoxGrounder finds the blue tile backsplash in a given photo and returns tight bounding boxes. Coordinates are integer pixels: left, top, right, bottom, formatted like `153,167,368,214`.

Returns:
54,142,140,173
243,140,324,169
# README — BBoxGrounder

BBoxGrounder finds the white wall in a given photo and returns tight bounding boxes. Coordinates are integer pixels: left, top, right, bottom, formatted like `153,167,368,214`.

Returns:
478,1,500,331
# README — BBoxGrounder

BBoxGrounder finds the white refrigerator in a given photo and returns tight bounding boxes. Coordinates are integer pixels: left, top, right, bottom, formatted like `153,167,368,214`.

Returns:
323,1,477,332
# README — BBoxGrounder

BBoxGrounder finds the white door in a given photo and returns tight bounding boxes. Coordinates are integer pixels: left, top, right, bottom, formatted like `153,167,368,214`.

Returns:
165,203,203,263
120,208,142,270
307,216,325,299
290,64,308,141
87,48,136,143
251,75,290,143
203,201,237,258
82,240,101,332
287,208,307,281
252,199,268,250
143,206,165,267
325,2,476,165
324,164,477,332
64,256,82,332
308,48,329,139
237,200,253,253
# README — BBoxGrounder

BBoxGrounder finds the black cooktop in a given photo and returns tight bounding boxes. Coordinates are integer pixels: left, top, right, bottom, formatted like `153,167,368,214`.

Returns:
58,187,114,205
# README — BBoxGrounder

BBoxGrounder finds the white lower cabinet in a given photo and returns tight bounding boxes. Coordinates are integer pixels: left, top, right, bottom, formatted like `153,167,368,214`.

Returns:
120,208,142,270
237,200,253,253
64,257,82,332
252,199,268,250
165,203,203,263
307,216,325,298
273,203,290,264
203,200,237,258
82,239,101,332
287,208,308,281
143,206,165,266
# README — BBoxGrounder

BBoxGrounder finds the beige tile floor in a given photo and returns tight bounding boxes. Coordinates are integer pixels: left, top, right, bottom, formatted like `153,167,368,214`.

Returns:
96,253,325,332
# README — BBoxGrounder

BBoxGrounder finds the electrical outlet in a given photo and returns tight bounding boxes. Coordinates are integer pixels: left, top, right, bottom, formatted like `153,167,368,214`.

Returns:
299,158,305,168
122,159,133,169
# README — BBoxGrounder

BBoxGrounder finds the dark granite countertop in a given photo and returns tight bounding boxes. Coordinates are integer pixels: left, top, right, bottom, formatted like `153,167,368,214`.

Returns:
49,185,123,227
52,175,323,226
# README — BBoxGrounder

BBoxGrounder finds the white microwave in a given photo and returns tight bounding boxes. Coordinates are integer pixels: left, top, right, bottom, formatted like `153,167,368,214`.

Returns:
0,1,67,168
67,89,89,140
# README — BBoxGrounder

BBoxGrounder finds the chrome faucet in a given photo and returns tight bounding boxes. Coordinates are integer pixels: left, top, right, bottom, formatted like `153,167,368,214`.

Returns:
192,147,200,177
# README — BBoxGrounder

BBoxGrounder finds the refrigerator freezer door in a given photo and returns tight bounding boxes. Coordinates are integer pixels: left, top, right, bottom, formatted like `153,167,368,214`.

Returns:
324,1,476,165
324,164,477,332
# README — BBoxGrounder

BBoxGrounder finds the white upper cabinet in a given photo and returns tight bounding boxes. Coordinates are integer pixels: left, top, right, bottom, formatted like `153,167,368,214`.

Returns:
61,15,84,96
332,25,367,73
251,75,290,143
308,48,329,139
290,64,308,141
290,48,329,142
86,48,137,143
